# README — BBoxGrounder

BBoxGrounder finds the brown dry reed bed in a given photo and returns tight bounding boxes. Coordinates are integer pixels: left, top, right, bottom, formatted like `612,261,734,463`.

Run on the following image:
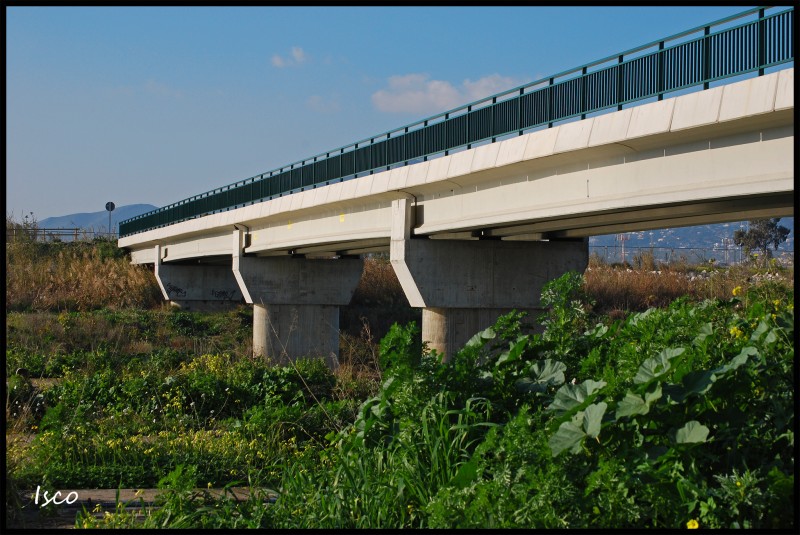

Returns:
584,254,793,317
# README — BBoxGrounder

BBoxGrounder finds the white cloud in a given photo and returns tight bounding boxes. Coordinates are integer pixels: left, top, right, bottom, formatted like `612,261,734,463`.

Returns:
371,73,529,115
291,46,307,63
271,46,309,68
271,54,286,68
463,74,523,101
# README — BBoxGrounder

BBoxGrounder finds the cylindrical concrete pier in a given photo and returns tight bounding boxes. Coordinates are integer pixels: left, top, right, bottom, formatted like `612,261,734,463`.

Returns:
422,307,542,361
253,303,340,367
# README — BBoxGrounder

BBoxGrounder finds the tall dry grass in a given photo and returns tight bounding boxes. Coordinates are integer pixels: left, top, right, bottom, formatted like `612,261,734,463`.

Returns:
6,234,162,312
584,259,793,316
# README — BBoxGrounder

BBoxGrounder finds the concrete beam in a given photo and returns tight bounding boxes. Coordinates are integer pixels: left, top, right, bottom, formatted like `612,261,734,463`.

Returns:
153,244,242,312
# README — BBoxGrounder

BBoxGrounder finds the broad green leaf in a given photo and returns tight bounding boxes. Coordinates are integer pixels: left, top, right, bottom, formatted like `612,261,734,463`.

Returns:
634,347,685,384
764,329,777,346
615,392,649,418
515,357,566,395
719,346,758,375
644,383,663,405
681,369,716,396
583,402,607,438
530,359,566,385
514,377,546,393
674,420,709,444
496,338,527,366
547,379,606,416
628,308,655,327
465,326,496,348
692,322,714,347
549,421,585,457
586,323,608,338
748,320,769,343
662,383,688,404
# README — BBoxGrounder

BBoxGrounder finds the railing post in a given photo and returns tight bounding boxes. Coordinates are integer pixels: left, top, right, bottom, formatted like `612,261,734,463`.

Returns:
617,55,624,111
369,138,374,175
491,97,497,142
444,114,449,156
386,133,391,171
703,26,711,90
580,66,588,120
423,121,428,162
518,87,524,135
657,41,665,101
466,106,472,149
758,8,766,75
404,126,409,166
548,77,555,128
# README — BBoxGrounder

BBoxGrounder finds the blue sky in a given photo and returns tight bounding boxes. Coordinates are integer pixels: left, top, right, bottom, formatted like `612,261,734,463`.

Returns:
7,5,764,220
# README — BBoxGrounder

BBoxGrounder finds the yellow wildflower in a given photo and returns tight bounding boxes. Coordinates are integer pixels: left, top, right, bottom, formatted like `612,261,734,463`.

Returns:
729,326,744,339
736,481,742,487
687,519,699,529
732,286,742,297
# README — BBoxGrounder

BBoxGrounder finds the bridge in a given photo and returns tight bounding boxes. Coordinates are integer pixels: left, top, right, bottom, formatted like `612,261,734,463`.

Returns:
119,7,794,363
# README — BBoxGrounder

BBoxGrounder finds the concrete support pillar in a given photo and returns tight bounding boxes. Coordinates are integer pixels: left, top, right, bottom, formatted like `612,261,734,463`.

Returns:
253,304,340,367
422,307,543,360
390,198,588,360
232,230,363,365
153,244,243,312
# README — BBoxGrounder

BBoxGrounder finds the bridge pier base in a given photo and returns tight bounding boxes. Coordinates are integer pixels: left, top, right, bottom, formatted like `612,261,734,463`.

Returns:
390,198,588,360
233,230,363,366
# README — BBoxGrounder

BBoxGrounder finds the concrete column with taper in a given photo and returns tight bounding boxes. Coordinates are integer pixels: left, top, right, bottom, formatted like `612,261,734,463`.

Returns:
153,244,243,312
232,230,363,366
389,198,588,360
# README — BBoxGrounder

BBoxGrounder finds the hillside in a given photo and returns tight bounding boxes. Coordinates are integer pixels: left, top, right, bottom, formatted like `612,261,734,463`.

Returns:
38,204,158,235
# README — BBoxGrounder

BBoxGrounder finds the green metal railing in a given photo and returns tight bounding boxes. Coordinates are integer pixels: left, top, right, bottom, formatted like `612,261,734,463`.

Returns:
120,6,794,238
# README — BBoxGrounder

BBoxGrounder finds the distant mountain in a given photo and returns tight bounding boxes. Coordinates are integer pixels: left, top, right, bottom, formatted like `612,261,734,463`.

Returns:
39,204,158,235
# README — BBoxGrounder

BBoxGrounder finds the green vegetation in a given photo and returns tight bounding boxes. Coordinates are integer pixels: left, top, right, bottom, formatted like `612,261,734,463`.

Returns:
5,222,794,528
7,272,793,529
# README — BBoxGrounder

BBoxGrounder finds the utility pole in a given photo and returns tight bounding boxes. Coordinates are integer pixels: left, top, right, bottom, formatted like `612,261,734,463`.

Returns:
617,233,629,265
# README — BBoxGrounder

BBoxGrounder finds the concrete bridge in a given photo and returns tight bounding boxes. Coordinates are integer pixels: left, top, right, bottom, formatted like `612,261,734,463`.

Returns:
119,8,794,363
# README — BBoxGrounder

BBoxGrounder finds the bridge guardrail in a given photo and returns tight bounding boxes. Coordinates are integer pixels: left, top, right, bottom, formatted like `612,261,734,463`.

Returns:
120,6,794,238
